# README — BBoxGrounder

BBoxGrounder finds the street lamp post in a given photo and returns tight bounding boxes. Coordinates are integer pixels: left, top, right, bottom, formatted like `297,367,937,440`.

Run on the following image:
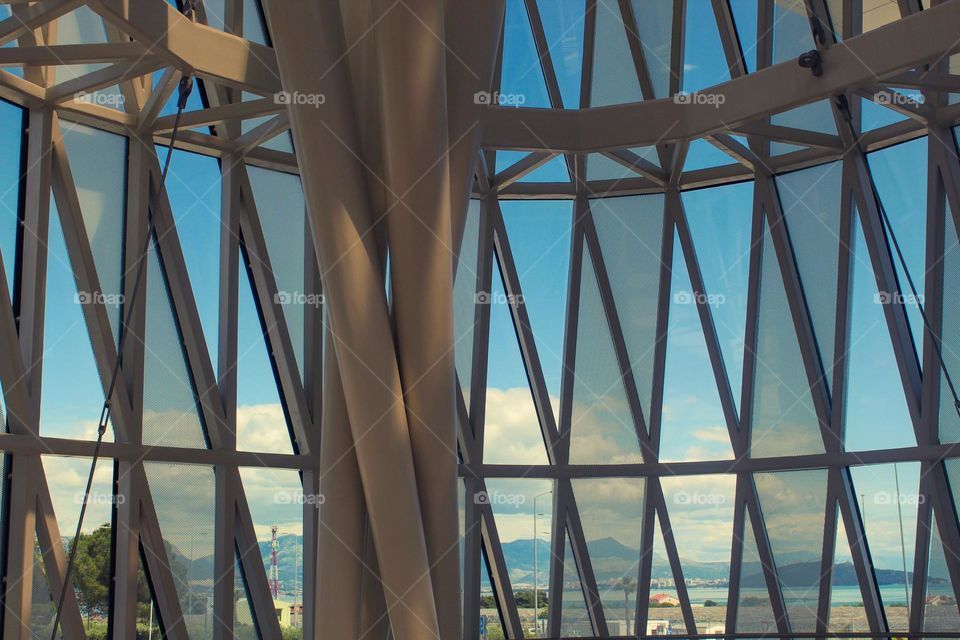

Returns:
533,490,552,639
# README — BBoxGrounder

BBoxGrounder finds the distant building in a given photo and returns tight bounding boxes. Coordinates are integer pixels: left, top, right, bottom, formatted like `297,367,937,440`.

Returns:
236,599,303,629
650,593,680,607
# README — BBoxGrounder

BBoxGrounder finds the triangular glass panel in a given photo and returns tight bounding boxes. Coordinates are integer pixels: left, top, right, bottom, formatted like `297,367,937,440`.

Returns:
243,0,268,44
592,194,664,430
162,145,221,368
948,459,960,524
571,478,645,631
824,0,843,40
660,474,736,627
0,99,23,294
586,147,659,182
737,510,777,632
591,0,643,106
569,238,644,464
40,203,113,441
560,532,593,636
646,513,685,634
49,7,128,109
482,257,549,465
482,478,554,590
454,200,482,410
630,0,673,99
247,165,308,380
924,512,960,631
844,210,916,451
479,544,513,639
241,92,293,153
500,200,572,406
42,455,114,552
143,462,216,625
750,217,824,457
862,96,910,132
142,242,208,448
770,100,837,156
685,138,738,171
939,199,960,444
31,534,63,639
754,469,828,631
238,466,303,591
776,162,842,387
871,138,929,308
500,0,551,108
200,0,226,30
830,503,870,633
772,0,816,64
136,548,163,637
661,229,734,461
61,122,126,337
683,0,731,93
849,462,918,631
536,0,585,108
728,0,758,73
520,155,571,183
495,150,527,176
682,181,753,414
155,73,206,121
237,261,294,454
234,554,259,636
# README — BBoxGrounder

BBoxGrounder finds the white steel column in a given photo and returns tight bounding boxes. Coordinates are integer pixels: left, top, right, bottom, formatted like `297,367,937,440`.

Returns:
261,2,442,638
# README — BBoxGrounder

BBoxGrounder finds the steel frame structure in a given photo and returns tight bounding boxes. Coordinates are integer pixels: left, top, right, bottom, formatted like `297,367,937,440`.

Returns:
0,1,957,640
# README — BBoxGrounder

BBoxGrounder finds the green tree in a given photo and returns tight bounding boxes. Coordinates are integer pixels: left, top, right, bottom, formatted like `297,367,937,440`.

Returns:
69,524,113,619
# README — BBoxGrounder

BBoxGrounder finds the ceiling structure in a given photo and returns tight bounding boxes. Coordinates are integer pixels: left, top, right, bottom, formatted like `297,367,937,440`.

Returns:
0,1,958,640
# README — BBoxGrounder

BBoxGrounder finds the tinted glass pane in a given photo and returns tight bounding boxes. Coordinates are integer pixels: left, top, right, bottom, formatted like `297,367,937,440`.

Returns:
831,510,870,632
163,147,222,368
62,122,126,337
630,0,673,98
501,199,573,403
940,199,960,443
40,204,112,440
142,244,208,448
661,228,734,461
777,162,842,385
772,0,816,65
454,201,482,407
750,222,824,457
591,0,643,106
849,462,920,631
483,258,549,465
560,534,592,635
500,0,551,108
729,0,758,73
237,262,293,453
144,462,216,639
247,165,307,379
569,239,644,464
737,511,777,632
571,478,645,630
924,513,960,631
867,138,928,352
592,194,664,423
683,0,730,93
683,181,753,413
755,469,828,631
0,99,22,294
536,0,585,108
662,475,736,628
844,212,916,451
647,513,686,634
